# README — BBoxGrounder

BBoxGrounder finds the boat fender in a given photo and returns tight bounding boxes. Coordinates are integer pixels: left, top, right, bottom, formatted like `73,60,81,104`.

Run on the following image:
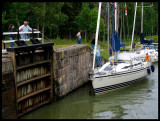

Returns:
147,68,151,75
155,55,156,60
142,58,145,62
151,65,155,72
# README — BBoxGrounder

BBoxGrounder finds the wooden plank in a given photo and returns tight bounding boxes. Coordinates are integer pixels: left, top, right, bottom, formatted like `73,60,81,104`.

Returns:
17,87,51,103
2,40,5,49
17,100,50,117
6,42,54,52
17,73,51,87
16,60,50,70
10,52,19,117
50,52,53,99
3,38,42,43
3,31,41,35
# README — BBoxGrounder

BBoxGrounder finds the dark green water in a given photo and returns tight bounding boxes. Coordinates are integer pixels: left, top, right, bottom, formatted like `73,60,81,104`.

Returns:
21,62,158,119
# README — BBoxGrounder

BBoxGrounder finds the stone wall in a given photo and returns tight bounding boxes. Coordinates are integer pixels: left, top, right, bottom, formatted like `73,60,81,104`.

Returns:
2,53,17,119
53,44,107,98
53,45,92,97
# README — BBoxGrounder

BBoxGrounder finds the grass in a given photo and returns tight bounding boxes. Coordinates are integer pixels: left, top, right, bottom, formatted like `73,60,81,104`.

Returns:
4,35,158,60
49,38,110,59
145,35,158,43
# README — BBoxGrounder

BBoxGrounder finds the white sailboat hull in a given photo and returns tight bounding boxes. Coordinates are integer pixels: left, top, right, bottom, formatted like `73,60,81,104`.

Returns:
91,62,151,95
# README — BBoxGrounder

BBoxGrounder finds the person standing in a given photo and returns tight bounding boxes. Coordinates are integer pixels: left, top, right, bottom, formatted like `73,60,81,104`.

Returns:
19,21,37,40
76,30,82,44
145,53,150,62
8,24,15,48
132,41,136,51
92,48,102,67
110,48,112,57
91,38,95,49
96,49,102,67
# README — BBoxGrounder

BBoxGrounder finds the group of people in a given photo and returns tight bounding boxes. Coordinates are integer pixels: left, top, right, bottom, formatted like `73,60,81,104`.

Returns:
8,21,37,47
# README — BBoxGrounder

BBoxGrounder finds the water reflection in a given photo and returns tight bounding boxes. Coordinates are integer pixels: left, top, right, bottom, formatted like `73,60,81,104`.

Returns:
22,63,158,119
91,78,151,119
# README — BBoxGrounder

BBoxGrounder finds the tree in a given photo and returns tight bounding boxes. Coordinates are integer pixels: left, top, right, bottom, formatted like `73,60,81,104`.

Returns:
60,2,82,39
9,2,29,26
2,2,158,41
76,2,90,42
29,2,68,39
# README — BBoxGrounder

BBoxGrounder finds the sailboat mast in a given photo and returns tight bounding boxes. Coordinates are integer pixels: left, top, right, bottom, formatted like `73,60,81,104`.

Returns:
141,2,143,33
114,2,118,62
130,2,137,51
92,2,102,70
115,2,117,32
107,2,110,54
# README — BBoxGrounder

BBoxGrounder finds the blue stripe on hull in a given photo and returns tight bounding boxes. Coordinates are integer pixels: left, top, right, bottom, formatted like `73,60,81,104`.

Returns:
94,76,146,95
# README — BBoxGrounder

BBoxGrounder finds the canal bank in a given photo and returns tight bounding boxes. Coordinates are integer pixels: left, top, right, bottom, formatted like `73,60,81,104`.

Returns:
2,44,107,119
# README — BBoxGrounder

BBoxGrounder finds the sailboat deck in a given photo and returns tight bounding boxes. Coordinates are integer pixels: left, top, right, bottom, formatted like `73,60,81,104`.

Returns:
92,61,147,78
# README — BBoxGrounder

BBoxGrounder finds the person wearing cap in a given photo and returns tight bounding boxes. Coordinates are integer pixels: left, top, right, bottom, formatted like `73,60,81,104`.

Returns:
19,21,37,40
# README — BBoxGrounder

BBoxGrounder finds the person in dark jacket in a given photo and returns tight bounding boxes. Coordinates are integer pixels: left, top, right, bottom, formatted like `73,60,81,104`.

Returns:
132,41,136,51
110,48,112,56
8,24,15,47
91,38,95,49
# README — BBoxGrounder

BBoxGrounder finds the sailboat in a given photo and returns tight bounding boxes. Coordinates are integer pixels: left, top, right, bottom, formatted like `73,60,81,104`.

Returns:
110,2,158,63
89,2,153,95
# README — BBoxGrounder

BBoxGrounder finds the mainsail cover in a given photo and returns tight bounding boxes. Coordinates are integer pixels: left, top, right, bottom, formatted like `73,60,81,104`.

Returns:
111,31,120,52
120,41,125,47
140,33,153,44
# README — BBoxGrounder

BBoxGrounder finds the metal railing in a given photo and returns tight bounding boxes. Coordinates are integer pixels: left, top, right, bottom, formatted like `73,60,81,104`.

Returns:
2,31,42,49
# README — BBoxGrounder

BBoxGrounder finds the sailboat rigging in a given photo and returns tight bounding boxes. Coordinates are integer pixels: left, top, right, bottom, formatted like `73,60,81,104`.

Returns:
89,2,153,95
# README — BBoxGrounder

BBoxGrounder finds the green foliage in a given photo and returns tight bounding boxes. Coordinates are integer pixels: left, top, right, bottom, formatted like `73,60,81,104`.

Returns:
76,3,90,32
2,2,158,42
2,11,8,31
88,8,98,33
9,2,29,26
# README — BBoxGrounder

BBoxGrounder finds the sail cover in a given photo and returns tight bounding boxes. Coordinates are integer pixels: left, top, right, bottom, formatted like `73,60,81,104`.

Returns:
111,31,120,52
140,33,153,44
120,41,125,47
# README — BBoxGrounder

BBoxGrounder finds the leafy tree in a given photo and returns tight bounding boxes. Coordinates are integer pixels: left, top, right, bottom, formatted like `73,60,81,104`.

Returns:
60,2,82,39
76,2,91,42
2,2,158,41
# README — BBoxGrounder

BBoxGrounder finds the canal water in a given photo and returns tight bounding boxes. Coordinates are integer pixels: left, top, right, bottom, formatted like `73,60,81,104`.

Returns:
21,62,158,119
